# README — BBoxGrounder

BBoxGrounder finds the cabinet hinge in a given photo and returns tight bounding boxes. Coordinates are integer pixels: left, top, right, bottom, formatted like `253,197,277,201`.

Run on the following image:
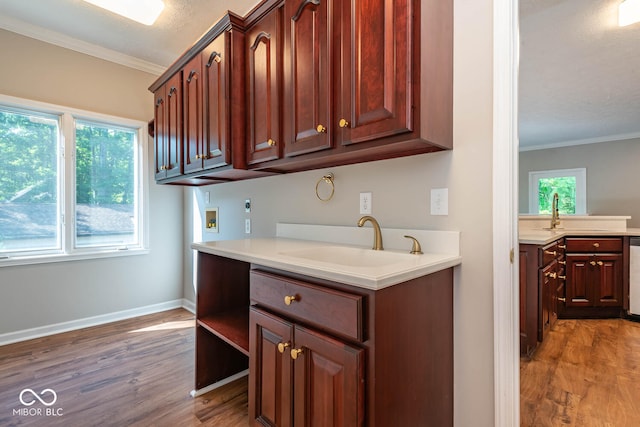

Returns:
510,248,515,264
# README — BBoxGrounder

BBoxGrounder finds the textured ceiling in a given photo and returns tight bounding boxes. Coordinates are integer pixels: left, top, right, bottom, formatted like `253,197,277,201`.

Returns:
519,0,640,149
0,0,637,150
0,0,260,73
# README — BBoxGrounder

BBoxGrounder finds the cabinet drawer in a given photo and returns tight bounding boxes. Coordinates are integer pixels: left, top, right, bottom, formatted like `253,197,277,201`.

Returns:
539,241,559,267
250,270,364,341
565,237,622,253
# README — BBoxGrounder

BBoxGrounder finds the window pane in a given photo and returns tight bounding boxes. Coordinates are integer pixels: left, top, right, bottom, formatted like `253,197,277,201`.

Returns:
75,120,137,247
0,108,60,253
538,176,576,214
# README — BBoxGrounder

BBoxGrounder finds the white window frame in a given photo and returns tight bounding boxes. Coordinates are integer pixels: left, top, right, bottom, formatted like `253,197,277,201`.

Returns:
0,94,149,267
528,167,587,214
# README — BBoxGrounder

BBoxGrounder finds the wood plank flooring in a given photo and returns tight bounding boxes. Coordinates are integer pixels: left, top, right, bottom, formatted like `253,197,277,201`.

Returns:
0,309,249,426
521,318,640,427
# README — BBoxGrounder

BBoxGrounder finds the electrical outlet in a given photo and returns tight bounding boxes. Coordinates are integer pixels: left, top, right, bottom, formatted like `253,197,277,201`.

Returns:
245,218,251,234
430,188,449,215
245,199,251,213
360,192,372,214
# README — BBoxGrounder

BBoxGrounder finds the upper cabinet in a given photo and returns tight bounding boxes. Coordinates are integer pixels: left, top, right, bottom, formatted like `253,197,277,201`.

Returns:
246,9,283,165
153,72,182,181
149,0,453,185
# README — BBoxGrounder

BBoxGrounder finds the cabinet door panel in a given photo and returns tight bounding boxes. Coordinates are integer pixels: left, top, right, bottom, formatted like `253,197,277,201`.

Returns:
203,34,232,169
338,0,412,145
283,0,332,157
247,11,282,165
292,325,364,427
183,54,204,174
566,255,593,307
165,72,183,178
595,254,623,306
153,89,167,180
249,308,293,427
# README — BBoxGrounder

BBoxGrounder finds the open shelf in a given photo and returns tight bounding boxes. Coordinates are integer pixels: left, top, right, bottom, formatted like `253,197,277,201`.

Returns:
197,307,249,356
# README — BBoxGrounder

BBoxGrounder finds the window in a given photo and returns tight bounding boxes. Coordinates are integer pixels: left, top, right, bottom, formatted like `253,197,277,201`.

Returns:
528,168,586,215
0,95,148,265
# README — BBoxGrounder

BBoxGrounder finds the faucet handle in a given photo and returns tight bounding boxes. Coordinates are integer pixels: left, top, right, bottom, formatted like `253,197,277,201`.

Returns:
404,235,423,255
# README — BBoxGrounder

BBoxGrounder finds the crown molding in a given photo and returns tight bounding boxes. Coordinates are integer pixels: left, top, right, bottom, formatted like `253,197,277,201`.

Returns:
0,15,165,76
519,130,640,152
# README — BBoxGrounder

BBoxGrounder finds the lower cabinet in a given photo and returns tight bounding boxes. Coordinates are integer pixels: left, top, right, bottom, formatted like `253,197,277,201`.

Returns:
248,267,453,427
249,308,364,427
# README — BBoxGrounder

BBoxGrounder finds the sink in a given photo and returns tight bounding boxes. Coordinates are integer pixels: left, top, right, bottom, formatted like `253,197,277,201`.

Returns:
279,246,415,267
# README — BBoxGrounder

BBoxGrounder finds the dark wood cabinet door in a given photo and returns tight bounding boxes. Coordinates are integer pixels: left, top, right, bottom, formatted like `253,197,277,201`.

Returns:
292,325,364,427
153,88,167,180
594,254,623,306
246,10,282,165
165,72,183,178
203,33,232,170
539,262,555,340
283,0,332,157
249,308,293,427
566,254,594,307
337,0,413,146
183,54,204,174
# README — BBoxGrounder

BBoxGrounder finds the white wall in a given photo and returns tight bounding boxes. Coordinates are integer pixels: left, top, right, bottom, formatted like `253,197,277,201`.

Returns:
183,0,497,425
519,138,640,227
0,30,185,335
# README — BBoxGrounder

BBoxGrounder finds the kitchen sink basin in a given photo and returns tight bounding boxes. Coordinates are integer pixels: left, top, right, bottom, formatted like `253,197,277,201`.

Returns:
280,245,415,267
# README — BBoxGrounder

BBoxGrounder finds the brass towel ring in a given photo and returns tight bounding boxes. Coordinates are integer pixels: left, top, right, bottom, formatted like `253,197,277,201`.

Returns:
315,173,335,201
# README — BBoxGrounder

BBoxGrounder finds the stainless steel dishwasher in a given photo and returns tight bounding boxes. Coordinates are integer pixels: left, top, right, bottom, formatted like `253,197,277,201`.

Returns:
630,237,640,317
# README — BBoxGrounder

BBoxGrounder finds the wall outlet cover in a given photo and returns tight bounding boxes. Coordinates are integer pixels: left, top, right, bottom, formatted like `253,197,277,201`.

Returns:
245,218,251,234
360,192,372,215
430,188,449,216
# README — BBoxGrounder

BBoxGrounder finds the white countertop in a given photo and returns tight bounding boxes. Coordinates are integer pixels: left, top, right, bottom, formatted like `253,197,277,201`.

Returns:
191,224,462,290
519,228,640,245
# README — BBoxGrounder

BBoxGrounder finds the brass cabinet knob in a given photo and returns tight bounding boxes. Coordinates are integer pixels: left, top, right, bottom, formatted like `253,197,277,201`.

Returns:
590,261,597,266
338,118,350,128
597,260,604,266
559,260,566,265
267,138,276,147
544,250,557,256
558,244,567,249
284,295,298,305
213,54,222,63
277,342,290,353
290,348,303,360
558,275,566,280
557,297,566,303
545,272,557,279
316,124,327,133
593,242,600,248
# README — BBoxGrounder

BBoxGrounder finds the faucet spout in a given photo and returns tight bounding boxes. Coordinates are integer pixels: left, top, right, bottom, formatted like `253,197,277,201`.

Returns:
550,192,561,229
357,216,384,250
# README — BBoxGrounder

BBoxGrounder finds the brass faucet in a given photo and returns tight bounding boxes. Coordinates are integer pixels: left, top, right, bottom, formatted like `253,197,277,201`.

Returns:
357,216,384,250
550,192,561,229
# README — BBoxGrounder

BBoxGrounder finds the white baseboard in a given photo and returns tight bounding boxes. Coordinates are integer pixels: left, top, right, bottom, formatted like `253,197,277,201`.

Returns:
190,370,249,398
0,298,196,346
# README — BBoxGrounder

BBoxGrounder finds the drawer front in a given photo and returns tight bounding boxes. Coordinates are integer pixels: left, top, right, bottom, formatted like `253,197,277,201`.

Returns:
250,270,364,341
565,237,623,253
539,241,559,267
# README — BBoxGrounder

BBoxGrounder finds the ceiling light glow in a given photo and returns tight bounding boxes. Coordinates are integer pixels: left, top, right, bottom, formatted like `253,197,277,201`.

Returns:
619,0,640,26
82,0,165,26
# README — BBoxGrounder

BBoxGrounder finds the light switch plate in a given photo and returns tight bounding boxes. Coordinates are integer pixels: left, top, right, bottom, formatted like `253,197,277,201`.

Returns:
205,191,210,203
245,218,251,234
430,188,449,215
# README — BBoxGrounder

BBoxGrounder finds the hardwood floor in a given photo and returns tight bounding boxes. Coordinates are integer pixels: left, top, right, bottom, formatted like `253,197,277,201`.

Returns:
521,318,640,427
0,309,249,426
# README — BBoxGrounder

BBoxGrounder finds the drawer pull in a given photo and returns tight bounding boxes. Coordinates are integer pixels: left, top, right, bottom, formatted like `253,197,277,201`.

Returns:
290,348,303,360
593,242,600,248
544,250,557,256
558,275,566,280
559,260,566,265
558,297,566,302
284,295,298,305
545,272,557,279
277,342,290,353
590,261,597,266
558,245,567,249
597,260,604,266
